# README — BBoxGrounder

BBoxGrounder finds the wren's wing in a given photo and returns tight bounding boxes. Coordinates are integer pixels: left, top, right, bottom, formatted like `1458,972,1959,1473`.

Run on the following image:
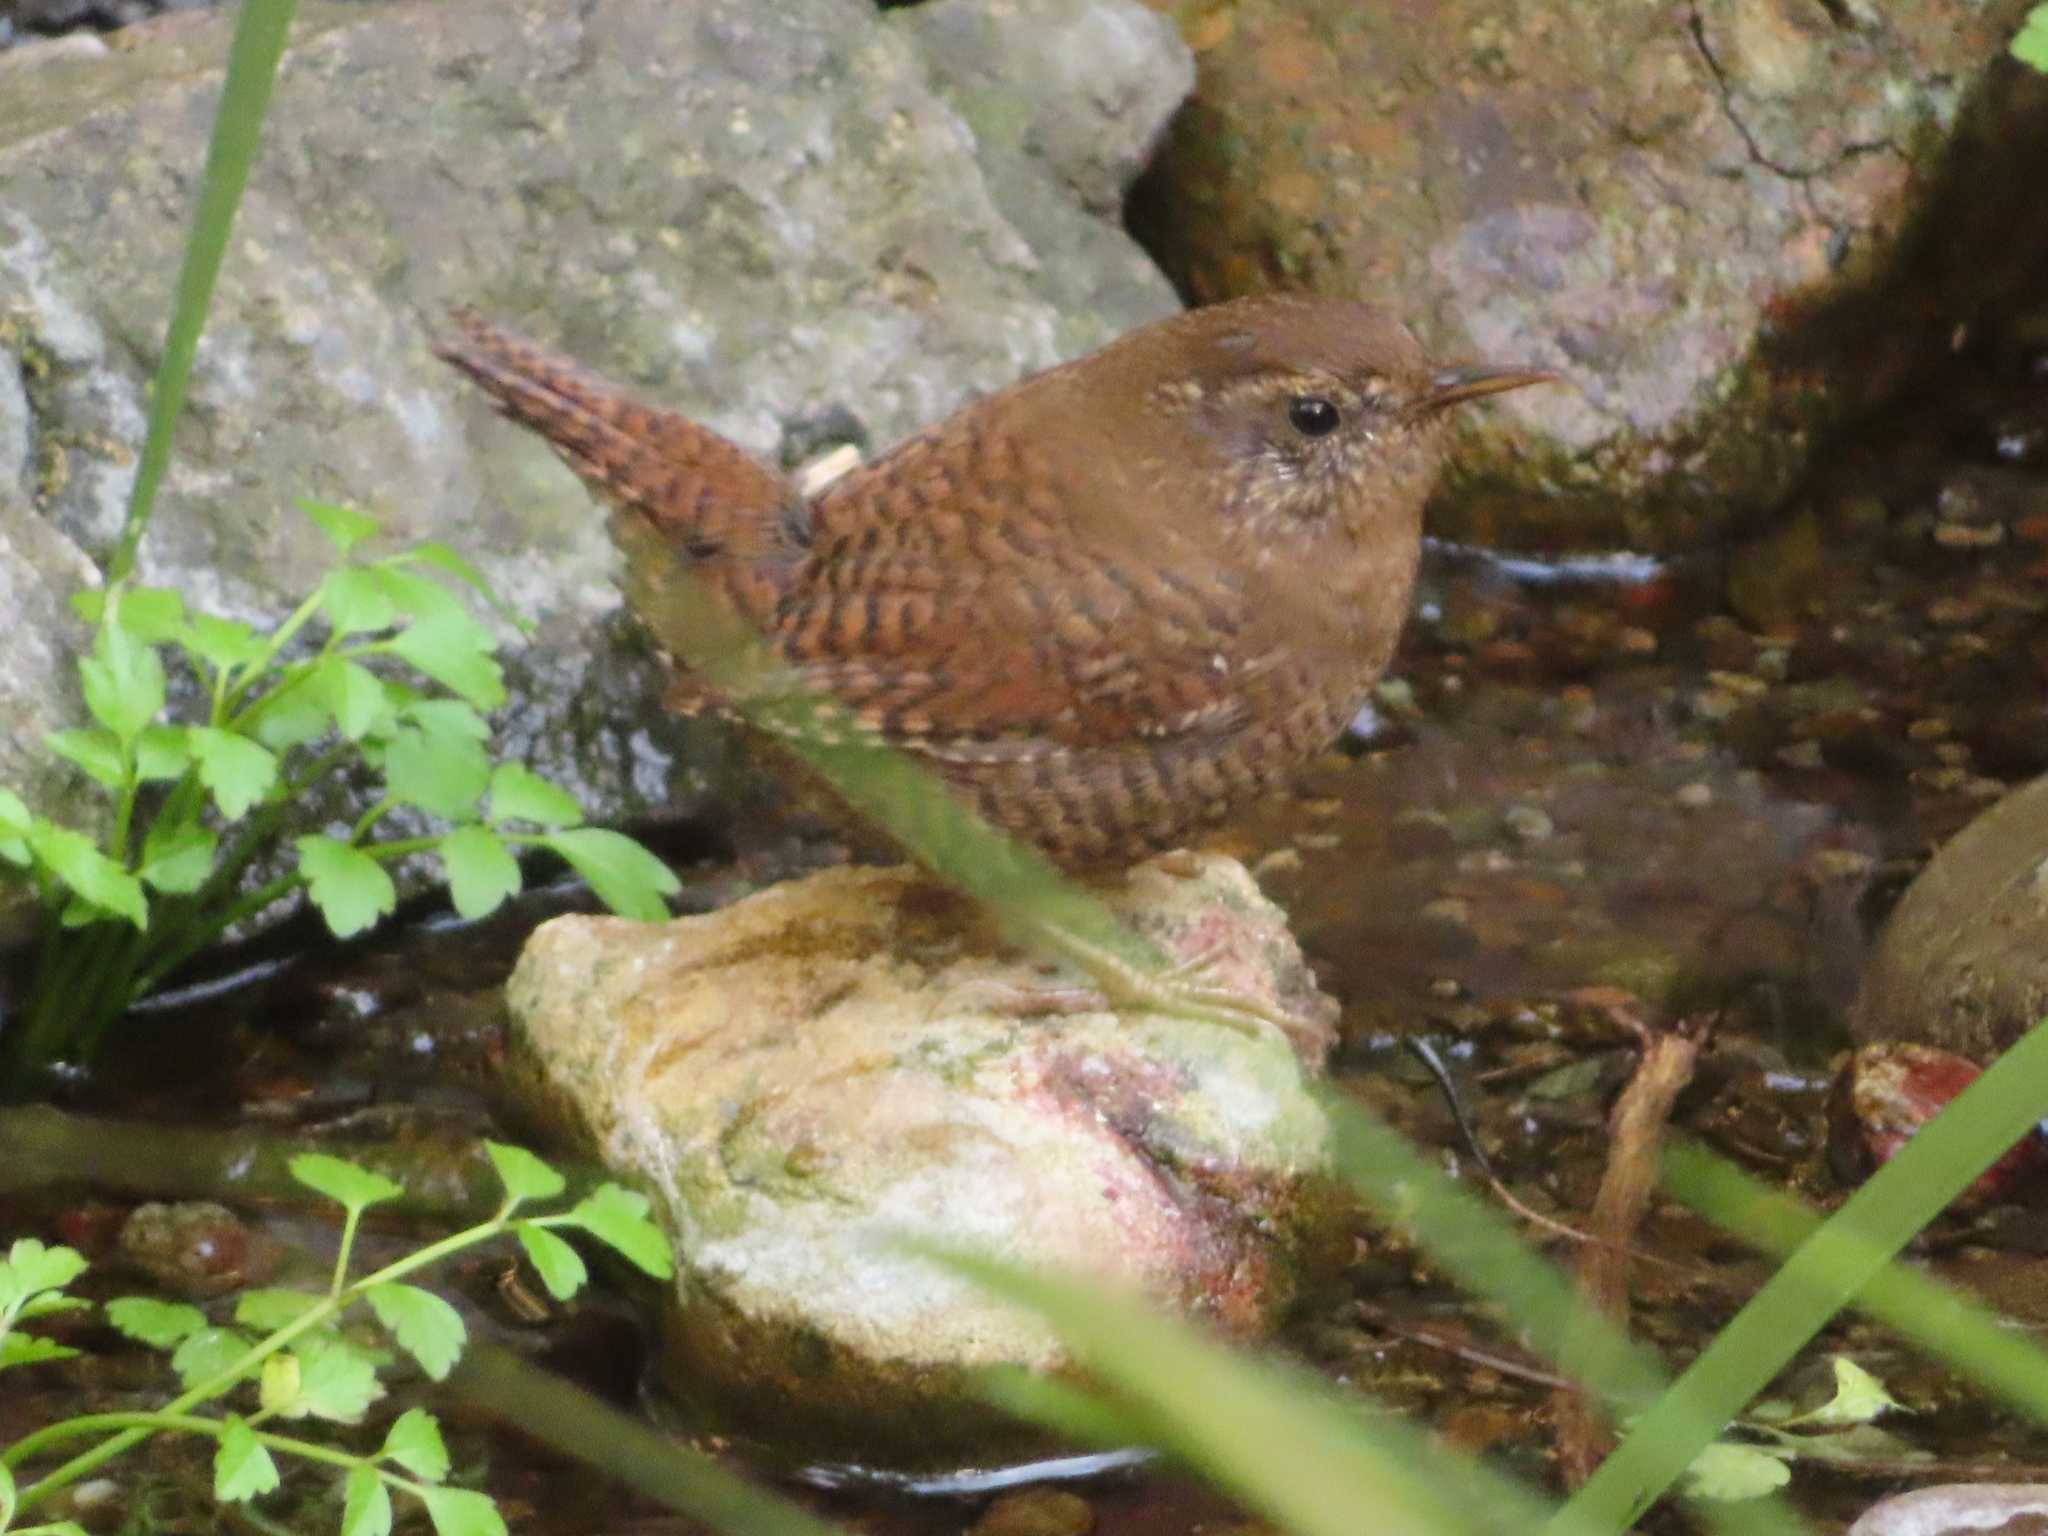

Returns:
738,409,1274,764
435,311,808,638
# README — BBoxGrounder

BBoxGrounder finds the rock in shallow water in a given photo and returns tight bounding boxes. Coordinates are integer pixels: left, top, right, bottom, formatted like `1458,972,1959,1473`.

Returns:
503,853,1347,1471
1854,772,2048,1060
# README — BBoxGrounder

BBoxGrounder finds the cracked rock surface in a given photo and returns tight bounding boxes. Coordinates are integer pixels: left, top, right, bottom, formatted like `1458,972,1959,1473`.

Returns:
1134,0,2048,550
502,853,1344,1471
0,0,1186,937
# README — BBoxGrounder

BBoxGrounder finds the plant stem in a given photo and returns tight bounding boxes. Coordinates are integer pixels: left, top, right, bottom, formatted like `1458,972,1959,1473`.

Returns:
8,1209,512,1511
6,1410,431,1493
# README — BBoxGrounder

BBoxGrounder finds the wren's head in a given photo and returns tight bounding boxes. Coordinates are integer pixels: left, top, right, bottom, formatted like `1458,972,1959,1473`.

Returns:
1134,295,1552,536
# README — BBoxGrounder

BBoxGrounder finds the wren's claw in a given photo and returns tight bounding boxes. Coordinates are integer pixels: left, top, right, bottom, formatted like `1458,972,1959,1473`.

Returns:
1029,921,1335,1063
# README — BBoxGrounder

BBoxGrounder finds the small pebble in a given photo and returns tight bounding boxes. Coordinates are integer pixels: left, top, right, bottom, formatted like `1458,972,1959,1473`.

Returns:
1906,716,1952,741
119,1201,279,1298
969,1488,1095,1536
1502,805,1554,844
1428,977,1464,1000
1616,626,1658,655
1707,670,1770,699
1673,782,1713,810
1419,896,1473,931
1776,740,1825,769
1932,520,2004,548
1387,808,1455,857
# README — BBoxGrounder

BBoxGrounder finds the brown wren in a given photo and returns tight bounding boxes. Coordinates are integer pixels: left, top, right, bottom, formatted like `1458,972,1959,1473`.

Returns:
437,296,1550,1045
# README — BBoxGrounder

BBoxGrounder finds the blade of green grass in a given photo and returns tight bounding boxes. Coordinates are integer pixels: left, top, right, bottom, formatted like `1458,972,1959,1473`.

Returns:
1668,1140,2048,1420
452,1344,846,1536
1325,1094,1817,1536
921,1244,1557,1536
109,0,299,582
1561,1017,2048,1531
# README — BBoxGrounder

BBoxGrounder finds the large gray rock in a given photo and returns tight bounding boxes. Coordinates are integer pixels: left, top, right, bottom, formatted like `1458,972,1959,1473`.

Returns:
503,853,1345,1472
1133,0,2048,551
0,0,1187,936
1854,773,2048,1061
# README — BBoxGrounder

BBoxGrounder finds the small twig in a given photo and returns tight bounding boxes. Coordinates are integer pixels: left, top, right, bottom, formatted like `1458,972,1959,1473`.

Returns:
1402,1035,1703,1277
1552,1016,1706,1488
1352,1301,1577,1392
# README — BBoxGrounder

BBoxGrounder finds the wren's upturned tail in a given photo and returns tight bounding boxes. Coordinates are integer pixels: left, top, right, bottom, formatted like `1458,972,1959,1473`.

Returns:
437,299,1550,876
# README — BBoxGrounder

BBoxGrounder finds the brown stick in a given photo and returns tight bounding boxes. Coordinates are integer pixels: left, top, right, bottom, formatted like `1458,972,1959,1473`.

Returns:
1552,1021,1703,1489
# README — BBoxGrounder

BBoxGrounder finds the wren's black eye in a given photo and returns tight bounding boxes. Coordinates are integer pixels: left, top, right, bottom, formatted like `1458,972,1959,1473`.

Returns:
1287,396,1340,438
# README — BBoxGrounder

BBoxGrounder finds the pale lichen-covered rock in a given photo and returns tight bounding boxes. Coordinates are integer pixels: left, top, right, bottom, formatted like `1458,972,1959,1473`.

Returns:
0,0,1188,936
503,853,1346,1471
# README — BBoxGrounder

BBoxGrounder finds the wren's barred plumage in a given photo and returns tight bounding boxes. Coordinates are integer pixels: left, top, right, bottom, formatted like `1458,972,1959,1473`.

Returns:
436,298,1549,881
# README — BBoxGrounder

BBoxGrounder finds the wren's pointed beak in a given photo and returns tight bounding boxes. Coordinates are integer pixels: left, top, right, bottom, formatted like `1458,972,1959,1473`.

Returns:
1412,364,1558,417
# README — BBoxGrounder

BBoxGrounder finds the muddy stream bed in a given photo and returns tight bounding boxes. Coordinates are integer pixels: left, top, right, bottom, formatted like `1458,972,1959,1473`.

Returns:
5,343,2048,1533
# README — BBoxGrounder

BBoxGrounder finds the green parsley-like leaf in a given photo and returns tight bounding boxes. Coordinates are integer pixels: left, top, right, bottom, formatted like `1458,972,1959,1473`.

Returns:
105,586,188,642
321,566,399,636
27,824,146,929
300,498,382,557
515,1224,587,1301
487,764,583,829
3,1239,87,1302
79,621,167,743
371,565,465,623
105,1296,207,1349
439,826,520,920
138,819,217,895
184,613,265,673
234,1288,325,1332
0,788,29,864
365,1282,465,1381
187,726,279,820
133,724,191,782
258,1352,301,1416
380,1406,451,1483
563,1185,673,1279
1785,1356,1905,1429
295,835,397,939
1680,1441,1792,1502
387,614,506,711
485,1141,566,1203
341,1464,394,1536
383,726,490,821
45,727,126,790
170,1325,253,1390
311,656,395,741
403,543,527,632
246,688,332,751
290,1334,384,1422
399,696,490,742
419,1485,507,1536
539,829,679,922
1,1334,79,1369
214,1415,281,1502
2013,3,2048,70
289,1153,402,1212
